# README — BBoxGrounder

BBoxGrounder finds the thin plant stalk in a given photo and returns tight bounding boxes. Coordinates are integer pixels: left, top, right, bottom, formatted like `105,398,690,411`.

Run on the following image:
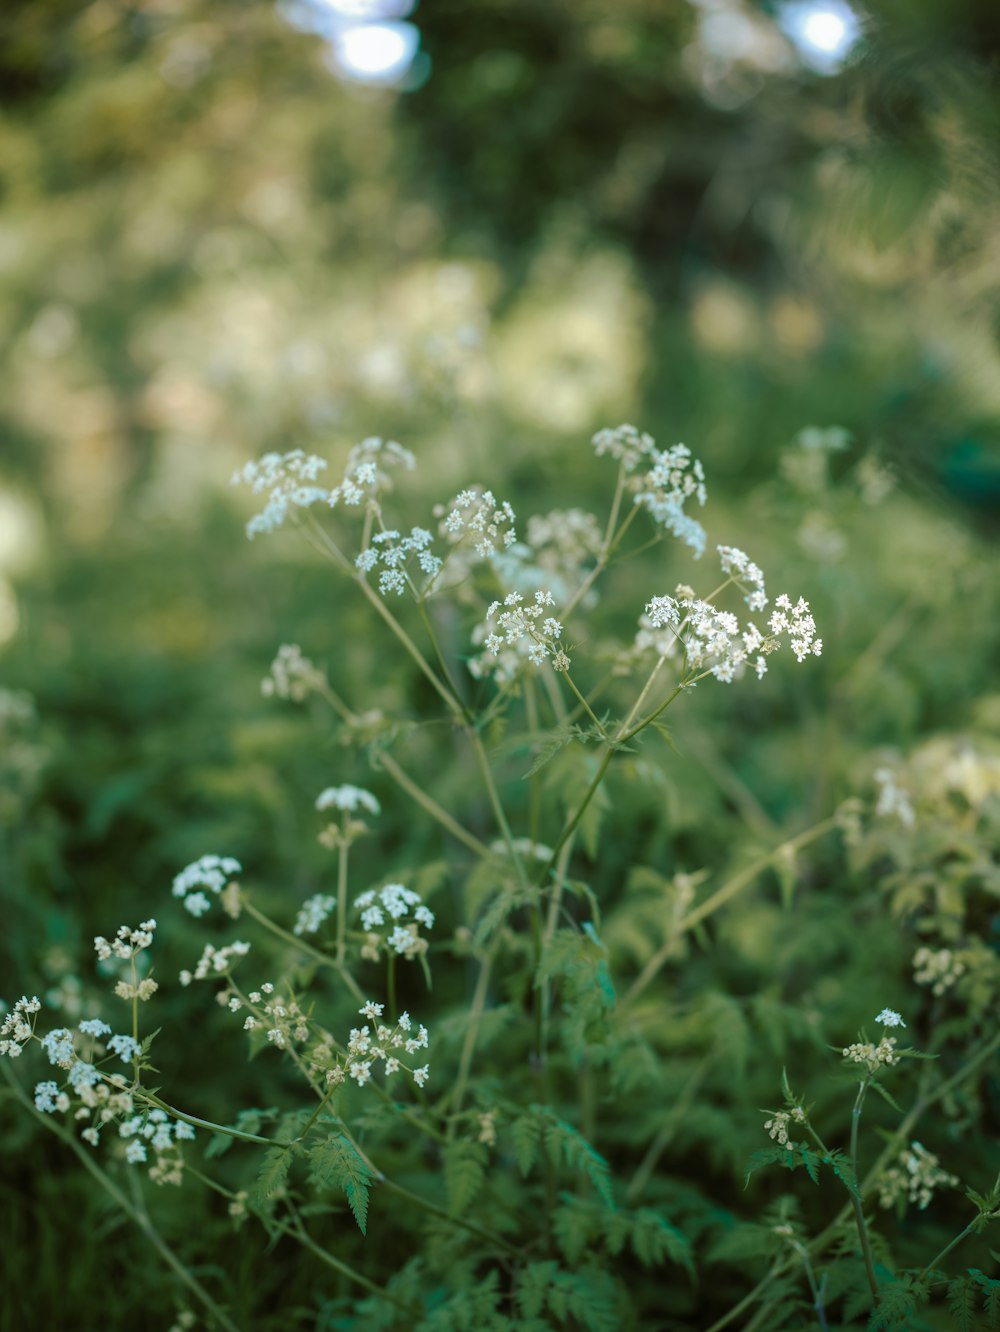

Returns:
336,834,350,967
1,1064,240,1332
849,1078,880,1301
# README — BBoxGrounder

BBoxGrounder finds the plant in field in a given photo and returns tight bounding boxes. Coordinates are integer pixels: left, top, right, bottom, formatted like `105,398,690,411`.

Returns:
4,422,997,1332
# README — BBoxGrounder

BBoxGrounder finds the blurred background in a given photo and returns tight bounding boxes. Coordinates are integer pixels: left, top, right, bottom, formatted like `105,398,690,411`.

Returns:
1,0,999,1325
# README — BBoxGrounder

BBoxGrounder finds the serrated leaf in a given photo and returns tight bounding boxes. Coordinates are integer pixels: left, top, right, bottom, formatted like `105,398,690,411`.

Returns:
866,1277,922,1331
709,1222,781,1264
629,1209,693,1274
444,1139,487,1216
250,1146,294,1210
799,1145,820,1184
550,1268,619,1332
542,1114,615,1209
139,1027,161,1056
474,887,530,946
307,1134,373,1235
827,1152,862,1201
516,1261,559,1319
948,1275,978,1332
869,1079,904,1114
744,1146,798,1186
511,1114,541,1177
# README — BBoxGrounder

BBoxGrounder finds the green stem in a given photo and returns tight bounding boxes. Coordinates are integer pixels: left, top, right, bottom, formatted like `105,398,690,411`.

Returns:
921,1220,979,1279
446,943,495,1127
414,598,468,717
710,1031,1000,1331
703,1260,786,1332
354,570,462,715
466,725,527,889
560,668,609,741
849,1079,880,1302
621,815,840,1008
242,899,364,1002
538,748,613,887
373,749,491,858
788,1240,829,1332
286,1204,419,1314
387,952,397,1022
137,1090,285,1148
1,1065,240,1332
336,838,350,968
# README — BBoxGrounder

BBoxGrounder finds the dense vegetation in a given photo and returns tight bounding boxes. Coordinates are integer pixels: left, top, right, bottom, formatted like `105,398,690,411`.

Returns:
1,1,998,1328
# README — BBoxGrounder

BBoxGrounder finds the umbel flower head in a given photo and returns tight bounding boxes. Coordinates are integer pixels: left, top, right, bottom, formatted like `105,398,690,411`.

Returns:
356,883,434,960
172,855,242,918
642,545,822,684
231,451,330,538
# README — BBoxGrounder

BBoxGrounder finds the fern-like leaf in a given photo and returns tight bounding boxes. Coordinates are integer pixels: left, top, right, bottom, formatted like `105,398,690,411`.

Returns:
307,1134,373,1235
250,1145,294,1211
516,1261,560,1319
948,1275,980,1332
866,1277,922,1331
510,1113,541,1177
542,1113,615,1209
443,1139,487,1216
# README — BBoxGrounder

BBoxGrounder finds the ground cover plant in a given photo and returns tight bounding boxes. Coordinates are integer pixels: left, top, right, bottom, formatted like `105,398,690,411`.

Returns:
2,419,999,1330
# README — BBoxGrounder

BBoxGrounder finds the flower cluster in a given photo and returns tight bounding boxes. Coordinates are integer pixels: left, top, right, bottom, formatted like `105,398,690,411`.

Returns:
440,487,517,558
171,855,242,918
842,1038,900,1072
0,995,42,1057
490,509,604,614
232,451,330,538
355,883,434,960
633,443,708,557
591,423,658,471
644,593,770,683
316,783,380,851
767,596,822,663
874,767,916,829
591,425,708,556
261,643,326,701
293,894,336,937
843,1010,906,1075
356,526,442,596
316,784,381,816
179,940,251,986
94,920,157,962
644,549,821,684
763,1106,806,1148
330,1001,429,1089
718,545,768,612
877,1141,959,1211
35,1059,194,1184
912,947,965,996
471,590,566,679
236,983,311,1050
329,437,415,509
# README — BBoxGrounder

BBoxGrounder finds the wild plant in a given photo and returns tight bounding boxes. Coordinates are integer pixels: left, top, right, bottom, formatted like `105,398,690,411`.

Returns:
2,425,996,1331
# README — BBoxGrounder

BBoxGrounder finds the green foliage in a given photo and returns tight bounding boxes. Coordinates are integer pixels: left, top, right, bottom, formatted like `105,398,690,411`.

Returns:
307,1134,374,1234
443,1139,488,1217
540,1111,616,1210
2,3,999,1329
250,1146,296,1212
948,1275,981,1332
866,1277,927,1331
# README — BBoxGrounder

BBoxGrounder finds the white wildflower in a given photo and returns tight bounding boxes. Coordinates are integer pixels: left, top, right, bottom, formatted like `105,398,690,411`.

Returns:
171,856,241,918
261,644,326,701
232,451,330,538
